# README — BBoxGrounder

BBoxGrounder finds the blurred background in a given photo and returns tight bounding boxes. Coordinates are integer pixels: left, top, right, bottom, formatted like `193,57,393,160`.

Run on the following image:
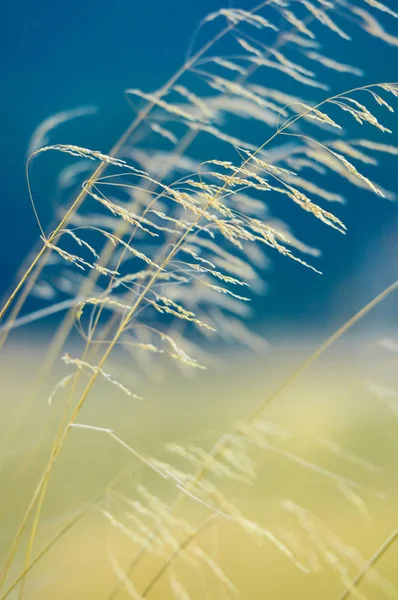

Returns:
1,2,398,599
1,0,397,340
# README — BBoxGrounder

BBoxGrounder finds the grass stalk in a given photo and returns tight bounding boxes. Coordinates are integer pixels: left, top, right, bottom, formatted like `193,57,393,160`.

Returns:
111,279,398,596
338,526,398,600
0,0,272,350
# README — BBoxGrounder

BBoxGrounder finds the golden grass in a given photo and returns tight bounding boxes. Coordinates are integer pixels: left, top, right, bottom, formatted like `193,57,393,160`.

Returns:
1,342,398,599
1,0,398,598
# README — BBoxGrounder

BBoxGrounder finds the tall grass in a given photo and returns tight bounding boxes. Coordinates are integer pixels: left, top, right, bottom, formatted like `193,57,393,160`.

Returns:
1,1,398,598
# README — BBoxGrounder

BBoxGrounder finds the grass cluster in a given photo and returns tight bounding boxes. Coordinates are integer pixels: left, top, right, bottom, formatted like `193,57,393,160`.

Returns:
1,1,398,598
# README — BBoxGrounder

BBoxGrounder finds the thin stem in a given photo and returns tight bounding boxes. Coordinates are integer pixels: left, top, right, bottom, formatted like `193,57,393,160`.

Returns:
142,515,216,598
0,0,271,341
10,83,278,588
248,279,398,422
4,140,253,593
0,13,255,581
4,7,395,596
0,3,275,476
101,78,398,597
12,0,317,426
0,462,140,600
112,280,398,596
338,526,398,600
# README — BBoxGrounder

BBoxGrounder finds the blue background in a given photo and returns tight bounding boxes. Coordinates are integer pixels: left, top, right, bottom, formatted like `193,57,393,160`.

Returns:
1,0,397,337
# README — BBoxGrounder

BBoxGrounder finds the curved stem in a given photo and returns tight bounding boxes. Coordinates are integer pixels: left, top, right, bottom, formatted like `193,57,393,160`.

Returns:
4,7,396,597
121,280,398,596
0,0,250,342
14,0,310,404
2,113,265,592
0,8,275,584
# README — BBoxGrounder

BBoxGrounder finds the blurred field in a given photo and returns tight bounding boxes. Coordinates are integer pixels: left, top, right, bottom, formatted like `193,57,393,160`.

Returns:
1,336,398,599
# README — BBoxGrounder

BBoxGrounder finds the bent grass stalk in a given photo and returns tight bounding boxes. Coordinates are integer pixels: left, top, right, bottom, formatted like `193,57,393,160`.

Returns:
8,79,398,597
338,526,398,600
0,0,273,348
116,279,398,598
8,14,345,522
103,79,398,586
13,0,298,404
41,8,324,393
4,1,330,412
4,90,282,591
0,2,279,523
2,4,397,597
0,2,283,491
0,112,139,348
1,85,329,591
84,16,321,363
0,461,142,600
12,204,218,598
102,277,398,599
1,275,396,600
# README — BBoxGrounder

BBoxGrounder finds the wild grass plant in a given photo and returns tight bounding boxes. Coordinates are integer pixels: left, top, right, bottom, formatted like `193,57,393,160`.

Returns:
1,0,398,598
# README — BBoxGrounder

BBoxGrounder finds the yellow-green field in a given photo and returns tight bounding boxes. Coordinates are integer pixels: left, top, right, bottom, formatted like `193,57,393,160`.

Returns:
1,338,397,599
